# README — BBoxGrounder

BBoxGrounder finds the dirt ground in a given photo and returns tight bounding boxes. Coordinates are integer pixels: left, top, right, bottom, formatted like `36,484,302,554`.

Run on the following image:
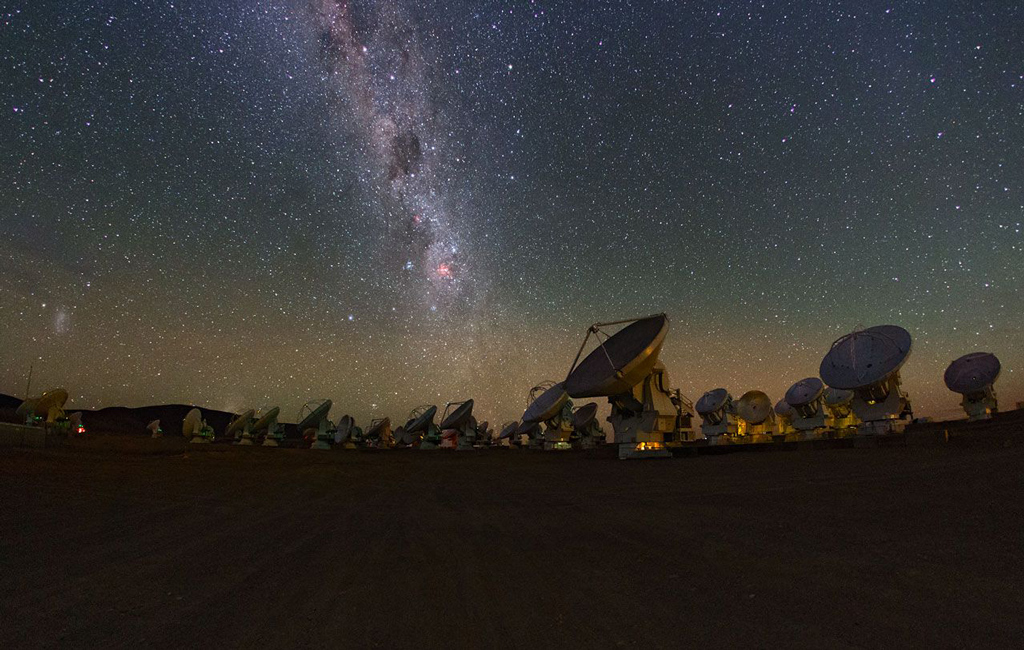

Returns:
2,437,1023,649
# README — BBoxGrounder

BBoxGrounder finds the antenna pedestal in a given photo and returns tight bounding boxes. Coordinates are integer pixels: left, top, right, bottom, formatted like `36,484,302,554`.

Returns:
311,419,333,450
236,425,255,445
456,424,476,450
851,384,911,435
962,392,997,421
542,401,574,451
262,423,283,446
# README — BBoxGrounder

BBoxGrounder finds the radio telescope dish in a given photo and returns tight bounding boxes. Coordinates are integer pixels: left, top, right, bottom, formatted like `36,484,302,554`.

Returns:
774,399,795,417
573,402,598,429
527,380,558,406
565,314,669,398
735,391,773,425
182,408,203,437
24,388,69,423
297,400,332,433
785,377,825,408
407,405,437,433
226,409,255,438
251,407,280,433
820,325,912,390
523,382,569,424
824,388,853,408
440,400,474,430
498,422,518,440
365,417,390,439
695,388,730,416
336,414,354,443
944,352,1001,395
392,425,409,445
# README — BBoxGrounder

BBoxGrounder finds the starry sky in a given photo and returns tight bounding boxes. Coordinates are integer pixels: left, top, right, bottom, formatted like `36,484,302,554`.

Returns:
2,0,1021,426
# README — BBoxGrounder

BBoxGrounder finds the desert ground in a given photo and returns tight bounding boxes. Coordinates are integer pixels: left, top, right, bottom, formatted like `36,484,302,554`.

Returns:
2,434,1023,649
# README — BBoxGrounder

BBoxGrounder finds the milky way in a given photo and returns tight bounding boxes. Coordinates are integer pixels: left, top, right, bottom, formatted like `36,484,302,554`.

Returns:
313,0,480,316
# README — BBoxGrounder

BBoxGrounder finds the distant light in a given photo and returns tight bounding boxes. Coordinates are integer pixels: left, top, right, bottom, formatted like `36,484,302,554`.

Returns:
347,314,354,321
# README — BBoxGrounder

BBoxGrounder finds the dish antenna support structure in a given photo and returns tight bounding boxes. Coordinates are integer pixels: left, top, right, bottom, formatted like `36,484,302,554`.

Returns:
823,388,858,435
572,402,605,449
183,408,213,444
228,409,256,445
774,400,797,437
522,382,574,450
496,421,519,447
297,400,334,450
695,388,738,443
565,314,688,459
364,417,394,448
944,352,1000,421
783,378,831,438
407,405,440,450
820,325,913,435
253,407,283,446
733,390,777,441
440,400,476,450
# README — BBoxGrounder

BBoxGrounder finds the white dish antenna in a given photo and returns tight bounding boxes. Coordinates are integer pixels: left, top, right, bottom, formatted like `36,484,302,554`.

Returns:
565,314,669,397
785,377,825,408
336,414,354,443
774,399,794,417
820,325,912,390
365,417,390,439
695,388,730,417
21,388,69,423
498,421,519,440
297,400,332,433
226,409,255,438
735,390,773,425
407,405,437,433
522,382,569,424
251,407,281,432
440,400,474,430
824,388,853,408
182,408,203,437
572,402,598,429
944,352,1000,396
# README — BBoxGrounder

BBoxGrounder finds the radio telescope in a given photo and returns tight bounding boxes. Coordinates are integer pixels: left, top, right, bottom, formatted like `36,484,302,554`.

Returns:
522,382,573,450
515,420,542,447
252,407,283,447
572,402,605,449
147,419,162,438
18,388,68,425
335,414,357,448
440,400,475,450
944,352,1001,421
497,421,518,447
564,314,691,459
695,388,738,441
820,325,913,434
364,417,393,448
227,409,256,445
297,400,334,450
784,377,830,436
734,390,776,439
183,408,211,444
774,399,796,436
407,405,440,449
823,388,858,434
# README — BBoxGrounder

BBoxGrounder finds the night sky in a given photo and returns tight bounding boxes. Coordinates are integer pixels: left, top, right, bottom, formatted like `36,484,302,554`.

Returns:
2,0,1021,426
